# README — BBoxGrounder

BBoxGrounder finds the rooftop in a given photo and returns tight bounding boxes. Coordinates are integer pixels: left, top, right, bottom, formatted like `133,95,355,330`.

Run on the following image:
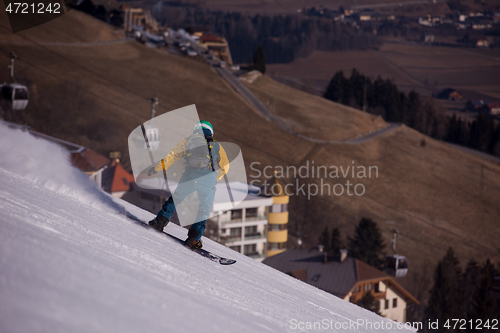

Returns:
102,159,135,193
263,248,418,304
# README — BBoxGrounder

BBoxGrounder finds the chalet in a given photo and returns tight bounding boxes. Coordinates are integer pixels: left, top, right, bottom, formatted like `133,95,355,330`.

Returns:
424,35,435,43
102,159,135,198
476,39,490,47
14,126,111,188
5,123,131,192
487,103,500,115
263,248,419,322
470,99,492,110
70,146,110,188
435,88,462,101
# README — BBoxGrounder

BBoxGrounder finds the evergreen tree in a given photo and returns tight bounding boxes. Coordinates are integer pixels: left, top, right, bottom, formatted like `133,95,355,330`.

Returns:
467,259,500,324
404,90,420,128
330,227,343,254
318,227,331,252
348,68,365,109
425,248,462,333
323,71,348,103
356,292,381,315
252,45,266,74
460,259,481,321
465,100,475,111
469,112,494,152
347,218,385,269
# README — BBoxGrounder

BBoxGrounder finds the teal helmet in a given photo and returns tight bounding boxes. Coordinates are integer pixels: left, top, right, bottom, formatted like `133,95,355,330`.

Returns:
194,120,214,136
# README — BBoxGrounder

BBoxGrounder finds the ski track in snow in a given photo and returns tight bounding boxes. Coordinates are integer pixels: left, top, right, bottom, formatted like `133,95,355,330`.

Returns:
0,123,417,333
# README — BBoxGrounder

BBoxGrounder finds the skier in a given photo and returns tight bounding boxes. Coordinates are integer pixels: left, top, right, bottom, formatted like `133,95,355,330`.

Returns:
147,121,229,249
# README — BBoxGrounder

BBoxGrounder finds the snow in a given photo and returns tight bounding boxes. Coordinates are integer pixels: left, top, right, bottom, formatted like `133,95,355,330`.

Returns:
0,123,417,333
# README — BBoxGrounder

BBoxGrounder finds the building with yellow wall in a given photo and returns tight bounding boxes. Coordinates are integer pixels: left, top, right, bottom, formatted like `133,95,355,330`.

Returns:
266,177,289,257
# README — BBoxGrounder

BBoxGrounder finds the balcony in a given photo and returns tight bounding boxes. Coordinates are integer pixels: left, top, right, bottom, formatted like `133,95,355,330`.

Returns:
244,232,265,240
220,235,242,242
245,215,267,222
220,215,267,224
220,233,266,243
268,211,288,223
245,252,264,259
268,230,288,243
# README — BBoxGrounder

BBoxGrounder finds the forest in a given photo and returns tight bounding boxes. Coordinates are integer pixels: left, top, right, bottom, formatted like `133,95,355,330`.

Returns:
154,8,381,64
323,69,500,156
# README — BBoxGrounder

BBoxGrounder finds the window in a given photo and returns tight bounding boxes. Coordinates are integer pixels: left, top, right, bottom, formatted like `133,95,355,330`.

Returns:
244,244,257,255
385,257,396,269
364,284,372,292
272,204,288,213
246,208,258,218
384,299,389,309
231,209,242,220
268,242,279,250
229,228,241,237
374,282,380,293
14,87,29,100
244,225,258,236
353,285,361,293
393,298,398,308
311,274,321,282
229,245,241,252
268,242,286,250
269,224,287,231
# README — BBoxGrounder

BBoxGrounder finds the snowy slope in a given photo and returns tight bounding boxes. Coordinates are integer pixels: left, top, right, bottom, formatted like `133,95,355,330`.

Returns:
0,123,416,333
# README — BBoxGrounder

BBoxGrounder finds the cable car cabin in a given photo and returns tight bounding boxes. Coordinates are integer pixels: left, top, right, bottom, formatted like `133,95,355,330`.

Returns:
385,254,408,278
1,83,29,110
145,127,160,151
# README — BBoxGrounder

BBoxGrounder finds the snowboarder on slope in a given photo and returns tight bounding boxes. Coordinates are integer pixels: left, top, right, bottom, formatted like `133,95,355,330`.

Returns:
147,121,229,249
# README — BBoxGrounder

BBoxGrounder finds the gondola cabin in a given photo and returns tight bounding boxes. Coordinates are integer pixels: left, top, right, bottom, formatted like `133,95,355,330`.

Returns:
1,83,29,110
385,254,408,278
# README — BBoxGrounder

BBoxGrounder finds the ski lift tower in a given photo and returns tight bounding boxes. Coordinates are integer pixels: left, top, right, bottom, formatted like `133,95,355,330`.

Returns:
144,97,160,151
1,52,29,118
384,228,409,278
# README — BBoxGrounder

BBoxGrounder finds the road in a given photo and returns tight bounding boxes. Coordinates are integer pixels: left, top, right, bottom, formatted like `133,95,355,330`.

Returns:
215,65,401,144
170,38,401,145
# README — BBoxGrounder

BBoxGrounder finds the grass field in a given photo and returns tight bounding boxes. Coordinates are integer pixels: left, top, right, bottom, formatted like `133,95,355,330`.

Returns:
242,74,387,141
267,43,500,102
1,9,500,299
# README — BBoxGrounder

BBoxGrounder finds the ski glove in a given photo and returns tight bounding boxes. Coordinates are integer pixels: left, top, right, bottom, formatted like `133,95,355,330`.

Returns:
148,167,157,176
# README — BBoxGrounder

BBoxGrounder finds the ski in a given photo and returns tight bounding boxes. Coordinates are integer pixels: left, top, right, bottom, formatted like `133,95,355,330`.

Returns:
124,212,236,265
